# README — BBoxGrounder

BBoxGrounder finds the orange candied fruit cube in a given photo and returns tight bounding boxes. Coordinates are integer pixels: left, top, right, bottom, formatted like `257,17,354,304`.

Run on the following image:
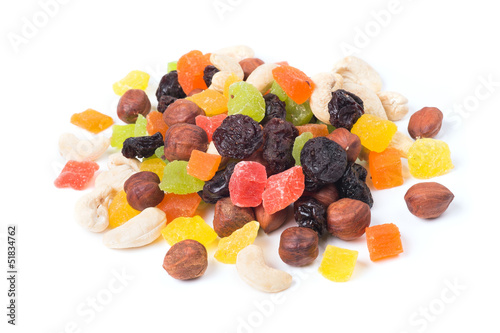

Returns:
365,223,403,261
156,192,202,223
296,124,329,138
369,148,404,190
272,65,314,105
146,111,169,138
186,150,222,181
70,109,113,134
177,50,211,95
186,89,228,116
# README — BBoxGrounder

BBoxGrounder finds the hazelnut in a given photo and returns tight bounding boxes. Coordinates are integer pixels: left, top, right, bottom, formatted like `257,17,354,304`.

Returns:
404,182,454,219
326,198,371,240
163,123,209,161
278,227,319,266
163,239,208,280
408,107,443,140
117,89,151,124
254,204,289,234
124,171,164,211
213,197,256,237
327,128,362,163
239,58,265,80
163,99,205,127
303,184,340,208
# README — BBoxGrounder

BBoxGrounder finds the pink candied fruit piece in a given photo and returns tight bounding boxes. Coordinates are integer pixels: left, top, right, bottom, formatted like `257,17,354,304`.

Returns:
229,161,267,207
262,166,305,215
54,160,100,190
195,114,227,142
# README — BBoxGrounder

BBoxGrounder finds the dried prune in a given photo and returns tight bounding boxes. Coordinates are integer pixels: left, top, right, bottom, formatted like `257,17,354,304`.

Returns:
328,89,364,130
212,114,263,159
261,93,287,126
157,95,177,113
198,162,237,204
155,71,186,101
336,164,373,208
294,196,327,236
262,118,298,175
122,132,164,159
352,163,368,182
203,65,220,88
300,137,348,186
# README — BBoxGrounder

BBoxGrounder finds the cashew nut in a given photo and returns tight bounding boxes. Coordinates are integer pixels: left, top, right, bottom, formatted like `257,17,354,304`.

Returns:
208,53,245,93
341,82,387,120
107,152,140,171
94,164,137,192
377,91,409,121
246,63,279,94
74,185,115,232
102,207,167,249
309,72,343,124
332,56,382,92
388,131,414,158
213,45,254,62
59,133,110,161
236,245,292,293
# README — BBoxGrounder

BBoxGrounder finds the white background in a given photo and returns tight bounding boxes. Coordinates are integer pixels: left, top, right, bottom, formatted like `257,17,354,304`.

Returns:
1,0,499,332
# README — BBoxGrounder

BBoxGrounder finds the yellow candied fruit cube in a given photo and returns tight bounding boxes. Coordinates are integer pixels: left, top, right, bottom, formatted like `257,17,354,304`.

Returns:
214,221,260,264
140,158,167,181
223,73,242,98
108,191,140,228
318,245,358,282
408,138,453,179
351,114,397,153
113,70,150,96
186,89,228,116
161,216,217,247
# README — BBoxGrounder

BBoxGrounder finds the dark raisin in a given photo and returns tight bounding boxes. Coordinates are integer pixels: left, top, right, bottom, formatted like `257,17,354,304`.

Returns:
336,164,373,208
304,172,324,192
198,162,237,204
328,89,364,130
155,71,186,101
262,118,298,175
294,197,327,236
212,114,263,159
300,137,348,186
157,95,177,113
261,93,287,126
122,132,164,159
203,65,220,88
352,163,368,182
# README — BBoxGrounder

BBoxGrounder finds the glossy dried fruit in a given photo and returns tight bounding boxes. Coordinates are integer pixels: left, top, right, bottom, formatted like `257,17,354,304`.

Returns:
203,65,220,87
262,93,287,125
157,95,177,113
293,196,327,236
212,114,263,159
122,132,164,159
336,163,373,208
198,162,236,204
156,70,186,101
262,118,299,175
328,89,364,130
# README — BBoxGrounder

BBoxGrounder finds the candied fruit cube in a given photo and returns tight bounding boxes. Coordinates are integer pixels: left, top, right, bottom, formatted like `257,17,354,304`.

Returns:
369,148,404,190
159,160,205,194
146,111,169,138
262,166,305,215
292,132,313,166
161,215,217,247
54,160,99,190
186,89,228,116
177,50,211,94
318,245,358,282
113,70,150,96
70,109,113,134
296,124,329,138
229,161,267,208
167,61,177,72
365,223,403,261
187,150,221,181
195,114,227,142
351,114,398,153
227,81,266,123
408,138,453,179
108,190,140,228
272,65,314,105
223,73,242,98
214,221,260,264
134,114,148,137
110,124,135,149
156,192,201,222
140,158,166,180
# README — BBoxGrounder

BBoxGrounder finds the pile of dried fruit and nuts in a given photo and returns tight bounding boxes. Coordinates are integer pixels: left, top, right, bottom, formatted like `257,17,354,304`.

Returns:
55,45,455,292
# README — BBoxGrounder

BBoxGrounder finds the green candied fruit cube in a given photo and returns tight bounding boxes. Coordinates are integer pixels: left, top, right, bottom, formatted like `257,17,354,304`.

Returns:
159,160,204,194
134,114,148,137
155,146,167,161
110,124,135,149
167,61,177,73
286,99,313,126
293,132,314,165
227,81,265,122
269,81,287,102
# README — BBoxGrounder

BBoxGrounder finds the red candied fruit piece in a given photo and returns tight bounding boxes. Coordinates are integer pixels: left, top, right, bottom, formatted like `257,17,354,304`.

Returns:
195,114,228,142
229,161,267,208
54,160,99,190
262,166,305,215
272,65,314,105
177,50,211,95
